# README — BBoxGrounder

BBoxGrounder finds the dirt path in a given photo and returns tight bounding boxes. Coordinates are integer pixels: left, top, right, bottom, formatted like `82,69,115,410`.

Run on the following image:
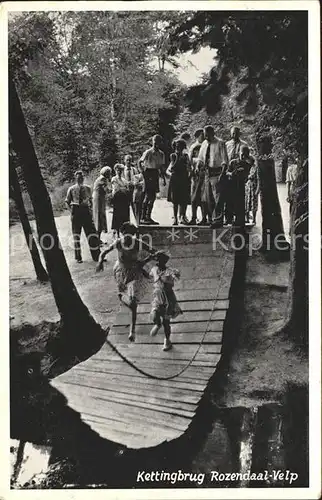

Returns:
215,184,307,407
9,197,195,329
217,258,307,407
9,184,290,329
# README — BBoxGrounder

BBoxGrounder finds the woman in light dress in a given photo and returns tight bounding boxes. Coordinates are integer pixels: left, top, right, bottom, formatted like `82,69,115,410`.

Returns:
92,166,112,242
111,164,131,237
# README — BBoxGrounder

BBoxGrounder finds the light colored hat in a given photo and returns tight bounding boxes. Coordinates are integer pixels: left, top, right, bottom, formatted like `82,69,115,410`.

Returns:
100,166,111,177
114,163,125,171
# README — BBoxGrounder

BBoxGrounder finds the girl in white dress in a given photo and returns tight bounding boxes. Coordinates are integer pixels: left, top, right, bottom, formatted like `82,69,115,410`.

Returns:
149,252,182,351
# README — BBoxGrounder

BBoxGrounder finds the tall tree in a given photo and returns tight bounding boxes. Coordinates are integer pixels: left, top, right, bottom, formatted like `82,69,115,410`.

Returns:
285,159,308,349
256,133,289,256
9,154,49,283
9,11,185,181
9,77,105,357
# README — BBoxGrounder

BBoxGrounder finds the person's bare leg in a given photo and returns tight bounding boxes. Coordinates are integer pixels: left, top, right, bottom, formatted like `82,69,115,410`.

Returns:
141,192,149,222
189,202,197,224
162,318,172,351
119,294,137,341
173,203,178,225
129,301,137,341
150,309,162,336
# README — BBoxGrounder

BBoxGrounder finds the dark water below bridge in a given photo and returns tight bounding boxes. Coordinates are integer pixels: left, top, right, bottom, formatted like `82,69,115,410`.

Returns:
10,376,308,489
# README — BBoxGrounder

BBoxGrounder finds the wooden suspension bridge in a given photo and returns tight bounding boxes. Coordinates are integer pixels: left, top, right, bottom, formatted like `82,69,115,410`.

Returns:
51,226,237,449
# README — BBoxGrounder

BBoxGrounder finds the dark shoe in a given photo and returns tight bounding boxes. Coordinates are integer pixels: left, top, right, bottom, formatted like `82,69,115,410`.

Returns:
76,258,83,263
179,217,189,225
188,219,197,225
173,219,178,226
128,331,135,342
197,219,208,226
210,221,224,229
147,218,160,225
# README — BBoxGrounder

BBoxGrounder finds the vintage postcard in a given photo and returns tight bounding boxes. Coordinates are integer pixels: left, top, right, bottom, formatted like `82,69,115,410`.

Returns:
1,1,320,499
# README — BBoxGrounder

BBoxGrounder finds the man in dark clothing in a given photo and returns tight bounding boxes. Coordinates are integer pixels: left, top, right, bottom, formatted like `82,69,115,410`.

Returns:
65,170,100,263
139,135,166,225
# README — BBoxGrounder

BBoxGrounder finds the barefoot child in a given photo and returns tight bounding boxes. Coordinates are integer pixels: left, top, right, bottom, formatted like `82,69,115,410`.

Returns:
149,252,182,351
96,222,156,341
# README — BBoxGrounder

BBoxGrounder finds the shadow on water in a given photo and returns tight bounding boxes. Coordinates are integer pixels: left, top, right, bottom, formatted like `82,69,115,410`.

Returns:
10,353,308,489
190,389,308,489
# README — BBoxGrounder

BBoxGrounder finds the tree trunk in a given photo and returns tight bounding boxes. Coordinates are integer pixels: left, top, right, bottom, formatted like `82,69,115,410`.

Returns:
256,134,290,257
11,440,26,486
9,161,49,283
9,78,105,354
283,159,308,351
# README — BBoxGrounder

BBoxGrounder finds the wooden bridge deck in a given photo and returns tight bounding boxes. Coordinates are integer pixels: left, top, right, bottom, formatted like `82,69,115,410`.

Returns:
51,227,235,449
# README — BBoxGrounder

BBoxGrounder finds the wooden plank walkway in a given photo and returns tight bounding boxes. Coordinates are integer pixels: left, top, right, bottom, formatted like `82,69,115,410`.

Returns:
51,227,235,449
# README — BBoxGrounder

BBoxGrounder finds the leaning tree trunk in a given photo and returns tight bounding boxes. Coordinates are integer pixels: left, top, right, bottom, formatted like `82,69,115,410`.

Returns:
256,134,289,257
9,160,49,283
9,78,105,355
283,159,308,352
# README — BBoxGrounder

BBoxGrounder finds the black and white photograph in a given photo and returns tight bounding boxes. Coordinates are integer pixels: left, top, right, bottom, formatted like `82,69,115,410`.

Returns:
2,1,320,498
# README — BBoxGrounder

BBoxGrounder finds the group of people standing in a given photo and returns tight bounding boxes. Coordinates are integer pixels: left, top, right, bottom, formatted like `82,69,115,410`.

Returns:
168,125,259,228
65,155,142,263
65,125,259,263
63,125,259,351
63,126,299,352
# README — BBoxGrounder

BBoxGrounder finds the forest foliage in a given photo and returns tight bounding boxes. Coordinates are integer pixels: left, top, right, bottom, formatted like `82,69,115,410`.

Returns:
9,10,308,220
9,11,187,190
171,11,308,161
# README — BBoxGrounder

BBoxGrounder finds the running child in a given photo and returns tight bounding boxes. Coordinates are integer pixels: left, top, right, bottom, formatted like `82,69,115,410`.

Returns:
149,252,182,351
